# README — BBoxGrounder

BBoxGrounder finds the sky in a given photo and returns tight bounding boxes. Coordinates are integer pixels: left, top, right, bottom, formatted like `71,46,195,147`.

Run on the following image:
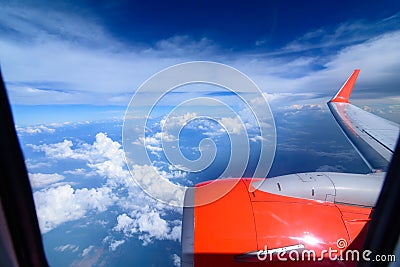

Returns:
0,0,399,125
2,2,399,266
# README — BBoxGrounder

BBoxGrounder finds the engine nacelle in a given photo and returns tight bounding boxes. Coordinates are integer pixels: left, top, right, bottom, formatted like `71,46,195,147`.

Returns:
181,172,384,266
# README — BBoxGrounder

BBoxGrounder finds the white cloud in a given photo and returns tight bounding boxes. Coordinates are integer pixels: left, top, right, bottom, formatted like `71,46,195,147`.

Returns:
284,104,324,111
17,125,56,134
109,240,125,251
29,131,184,249
159,166,188,181
135,210,170,245
33,185,116,233
128,164,185,206
113,214,136,237
217,116,245,135
30,133,131,185
0,4,187,105
323,31,400,95
134,135,163,156
113,208,182,246
55,244,79,253
63,168,88,176
81,245,95,257
160,112,198,141
172,254,181,267
25,160,51,169
29,172,65,188
29,139,75,159
232,33,400,111
249,135,265,143
0,3,398,111
263,92,319,103
161,112,197,129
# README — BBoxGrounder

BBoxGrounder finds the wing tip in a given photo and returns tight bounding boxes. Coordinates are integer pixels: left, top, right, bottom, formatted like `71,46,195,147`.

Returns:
330,69,360,103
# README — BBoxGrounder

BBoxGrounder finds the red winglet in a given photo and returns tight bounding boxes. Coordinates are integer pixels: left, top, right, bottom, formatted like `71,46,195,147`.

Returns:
330,69,360,103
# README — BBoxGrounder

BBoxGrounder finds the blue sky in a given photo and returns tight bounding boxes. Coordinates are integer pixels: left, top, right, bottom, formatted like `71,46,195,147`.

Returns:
0,0,399,124
4,2,399,265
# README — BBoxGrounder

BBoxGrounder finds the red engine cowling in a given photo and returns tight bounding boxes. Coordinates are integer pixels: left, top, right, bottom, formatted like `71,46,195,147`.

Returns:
181,177,372,267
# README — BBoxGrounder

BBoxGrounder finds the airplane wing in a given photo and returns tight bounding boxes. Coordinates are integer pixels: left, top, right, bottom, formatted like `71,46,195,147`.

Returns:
327,69,400,172
181,70,400,266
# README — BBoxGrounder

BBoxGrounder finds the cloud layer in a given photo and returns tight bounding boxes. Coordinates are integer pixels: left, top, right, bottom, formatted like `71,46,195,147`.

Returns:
1,3,399,109
29,132,182,251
